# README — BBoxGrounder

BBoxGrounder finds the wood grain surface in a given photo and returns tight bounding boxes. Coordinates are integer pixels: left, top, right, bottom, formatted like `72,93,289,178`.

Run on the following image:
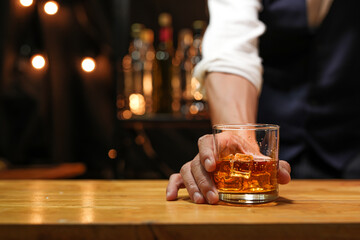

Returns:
0,180,359,239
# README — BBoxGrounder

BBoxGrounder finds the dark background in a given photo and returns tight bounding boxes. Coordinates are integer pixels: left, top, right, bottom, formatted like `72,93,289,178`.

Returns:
0,0,210,179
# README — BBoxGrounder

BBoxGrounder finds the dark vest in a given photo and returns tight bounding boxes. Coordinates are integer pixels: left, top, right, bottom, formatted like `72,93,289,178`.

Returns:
258,0,360,174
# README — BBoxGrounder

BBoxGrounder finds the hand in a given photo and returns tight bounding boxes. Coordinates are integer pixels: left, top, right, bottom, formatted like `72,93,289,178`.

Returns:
166,134,291,204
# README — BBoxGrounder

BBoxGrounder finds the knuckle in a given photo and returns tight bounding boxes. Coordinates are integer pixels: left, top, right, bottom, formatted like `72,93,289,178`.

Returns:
197,177,210,190
187,182,198,193
197,135,205,144
197,134,211,146
180,162,190,176
190,159,199,169
169,173,179,181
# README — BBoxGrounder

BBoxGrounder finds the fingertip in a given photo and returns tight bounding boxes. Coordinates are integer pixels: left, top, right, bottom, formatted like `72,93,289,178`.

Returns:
166,173,184,201
278,166,291,184
206,190,219,205
204,158,216,172
166,190,177,201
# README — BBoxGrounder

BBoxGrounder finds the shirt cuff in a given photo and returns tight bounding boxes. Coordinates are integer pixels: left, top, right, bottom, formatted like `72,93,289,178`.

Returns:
193,52,263,94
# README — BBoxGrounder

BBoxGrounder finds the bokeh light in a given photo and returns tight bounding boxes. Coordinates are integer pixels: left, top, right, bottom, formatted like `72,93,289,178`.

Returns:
189,104,199,115
44,1,59,15
129,93,146,115
31,54,46,70
193,91,203,101
122,110,132,119
81,57,96,73
20,0,33,7
108,149,117,159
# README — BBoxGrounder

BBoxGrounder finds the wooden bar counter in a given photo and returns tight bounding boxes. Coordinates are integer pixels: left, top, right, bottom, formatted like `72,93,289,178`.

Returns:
0,180,359,239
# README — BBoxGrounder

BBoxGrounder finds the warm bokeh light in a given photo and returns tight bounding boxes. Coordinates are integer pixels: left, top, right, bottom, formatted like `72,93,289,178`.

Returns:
81,57,96,73
129,93,146,115
44,1,59,15
20,0,33,7
191,77,201,94
194,91,203,101
108,149,117,159
122,110,132,119
31,54,46,70
143,72,153,96
146,51,155,61
189,104,199,115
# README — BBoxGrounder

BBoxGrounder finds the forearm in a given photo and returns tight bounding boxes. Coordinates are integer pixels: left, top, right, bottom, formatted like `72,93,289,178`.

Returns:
205,72,258,125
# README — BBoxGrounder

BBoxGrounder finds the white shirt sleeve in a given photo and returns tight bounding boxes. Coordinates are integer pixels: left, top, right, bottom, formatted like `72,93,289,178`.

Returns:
193,0,265,94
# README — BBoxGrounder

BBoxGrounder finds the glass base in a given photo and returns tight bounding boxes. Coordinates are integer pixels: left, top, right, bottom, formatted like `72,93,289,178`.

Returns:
219,190,278,204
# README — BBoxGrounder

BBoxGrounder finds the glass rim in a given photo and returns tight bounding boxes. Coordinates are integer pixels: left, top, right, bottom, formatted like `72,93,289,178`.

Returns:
213,123,279,131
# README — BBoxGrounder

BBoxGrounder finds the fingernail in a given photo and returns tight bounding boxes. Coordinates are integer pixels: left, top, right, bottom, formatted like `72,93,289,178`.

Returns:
205,159,212,170
206,191,217,204
193,192,203,203
166,191,171,199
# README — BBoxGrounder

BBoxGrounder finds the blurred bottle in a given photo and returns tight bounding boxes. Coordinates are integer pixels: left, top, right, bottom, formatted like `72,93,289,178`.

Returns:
190,20,206,100
174,29,194,115
140,28,155,114
189,20,208,118
121,23,146,118
191,20,206,67
124,23,144,97
152,13,174,114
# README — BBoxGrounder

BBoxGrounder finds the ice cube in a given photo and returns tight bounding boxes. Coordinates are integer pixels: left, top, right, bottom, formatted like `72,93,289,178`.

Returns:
229,153,253,179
